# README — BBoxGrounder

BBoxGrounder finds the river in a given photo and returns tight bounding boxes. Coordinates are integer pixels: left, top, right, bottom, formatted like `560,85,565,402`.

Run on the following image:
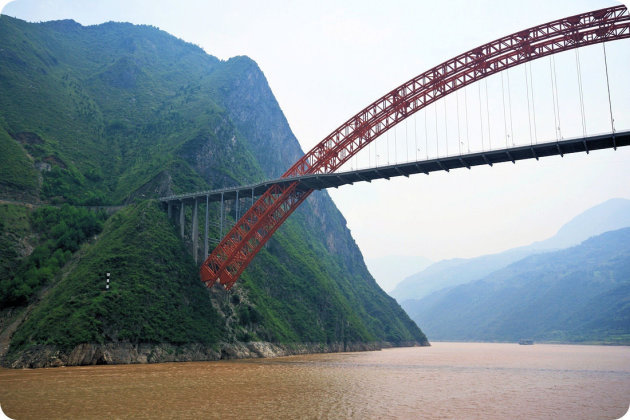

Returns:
1,342,629,419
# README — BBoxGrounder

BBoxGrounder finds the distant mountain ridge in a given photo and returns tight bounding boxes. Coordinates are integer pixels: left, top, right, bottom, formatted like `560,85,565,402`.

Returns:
391,198,630,301
365,255,432,292
402,227,630,344
529,197,630,250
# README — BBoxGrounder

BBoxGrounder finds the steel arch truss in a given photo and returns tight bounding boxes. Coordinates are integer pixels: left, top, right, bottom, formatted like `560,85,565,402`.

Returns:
201,5,630,290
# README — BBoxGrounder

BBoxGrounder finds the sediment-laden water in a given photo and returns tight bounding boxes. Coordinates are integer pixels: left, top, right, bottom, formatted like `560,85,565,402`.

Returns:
1,342,629,419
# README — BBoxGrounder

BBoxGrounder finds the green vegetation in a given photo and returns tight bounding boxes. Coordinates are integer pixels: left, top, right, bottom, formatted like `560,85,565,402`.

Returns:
0,16,426,365
405,228,630,344
238,207,424,344
7,202,224,355
0,204,32,288
0,15,262,205
0,127,39,196
0,205,105,307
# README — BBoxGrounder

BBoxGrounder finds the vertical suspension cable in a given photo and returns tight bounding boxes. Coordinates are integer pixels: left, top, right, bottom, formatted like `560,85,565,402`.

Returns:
424,107,428,159
371,134,374,167
549,56,559,141
387,124,390,164
378,127,382,166
378,124,383,166
465,85,470,152
395,121,398,163
415,111,418,160
405,119,409,162
349,139,353,170
575,49,587,137
374,132,378,167
485,77,491,150
529,62,538,144
507,68,514,145
524,63,533,145
434,101,439,158
456,89,462,155
354,138,357,170
478,81,484,151
551,55,562,139
374,130,383,166
444,98,449,157
371,134,373,167
602,42,615,136
501,71,508,148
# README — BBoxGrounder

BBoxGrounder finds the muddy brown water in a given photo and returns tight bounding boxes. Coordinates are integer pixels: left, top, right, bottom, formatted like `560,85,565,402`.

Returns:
1,342,629,419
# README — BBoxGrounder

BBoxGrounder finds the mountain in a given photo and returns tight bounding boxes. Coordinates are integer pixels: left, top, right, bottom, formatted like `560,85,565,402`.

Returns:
402,227,630,344
391,198,630,301
0,16,427,367
390,248,535,302
529,197,630,250
365,255,432,292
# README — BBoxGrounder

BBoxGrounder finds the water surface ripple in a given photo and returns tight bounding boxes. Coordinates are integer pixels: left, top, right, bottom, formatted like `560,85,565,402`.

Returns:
1,342,629,419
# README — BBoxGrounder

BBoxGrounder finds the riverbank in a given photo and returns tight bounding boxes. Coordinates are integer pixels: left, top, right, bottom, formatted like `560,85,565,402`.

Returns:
2,340,422,369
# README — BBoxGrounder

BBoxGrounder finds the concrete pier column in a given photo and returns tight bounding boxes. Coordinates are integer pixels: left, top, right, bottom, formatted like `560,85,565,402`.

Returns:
204,195,209,259
167,201,172,219
179,201,185,238
192,199,199,264
220,192,224,237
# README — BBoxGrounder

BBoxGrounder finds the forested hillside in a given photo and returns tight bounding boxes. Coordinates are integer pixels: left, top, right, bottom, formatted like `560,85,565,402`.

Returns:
0,16,427,367
403,228,630,344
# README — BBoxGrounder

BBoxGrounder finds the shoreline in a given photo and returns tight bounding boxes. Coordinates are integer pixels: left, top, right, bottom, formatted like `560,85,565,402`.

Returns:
2,340,427,369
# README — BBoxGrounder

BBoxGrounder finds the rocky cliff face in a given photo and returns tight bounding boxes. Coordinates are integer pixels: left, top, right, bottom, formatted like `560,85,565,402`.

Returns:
210,56,304,179
0,16,428,368
8,341,400,369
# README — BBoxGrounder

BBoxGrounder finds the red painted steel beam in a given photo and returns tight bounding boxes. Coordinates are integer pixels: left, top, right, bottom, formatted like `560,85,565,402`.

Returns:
200,5,630,290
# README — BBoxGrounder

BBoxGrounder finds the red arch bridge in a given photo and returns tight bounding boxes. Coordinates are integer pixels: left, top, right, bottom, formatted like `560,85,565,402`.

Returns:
159,4,630,290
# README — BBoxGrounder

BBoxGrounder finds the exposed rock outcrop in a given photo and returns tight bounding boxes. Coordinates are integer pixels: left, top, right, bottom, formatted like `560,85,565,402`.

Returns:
4,340,411,369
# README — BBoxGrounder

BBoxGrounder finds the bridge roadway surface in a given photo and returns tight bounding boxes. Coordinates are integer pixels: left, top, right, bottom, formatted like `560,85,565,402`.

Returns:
159,130,629,204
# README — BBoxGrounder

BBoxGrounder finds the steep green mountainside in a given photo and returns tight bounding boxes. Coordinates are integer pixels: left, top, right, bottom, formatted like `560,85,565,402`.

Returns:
7,203,225,359
0,17,260,204
403,228,630,344
0,16,426,367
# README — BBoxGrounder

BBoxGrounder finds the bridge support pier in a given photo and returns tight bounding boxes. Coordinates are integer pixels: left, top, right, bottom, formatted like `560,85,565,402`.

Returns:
220,192,224,238
179,201,185,239
192,199,199,264
204,195,209,259
167,202,172,219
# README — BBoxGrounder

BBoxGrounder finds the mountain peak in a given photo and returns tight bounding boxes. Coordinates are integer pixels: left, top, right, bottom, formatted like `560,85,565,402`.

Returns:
391,197,630,301
544,197,630,249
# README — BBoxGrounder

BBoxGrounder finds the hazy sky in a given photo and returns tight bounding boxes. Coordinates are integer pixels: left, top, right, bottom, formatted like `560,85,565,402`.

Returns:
2,0,629,267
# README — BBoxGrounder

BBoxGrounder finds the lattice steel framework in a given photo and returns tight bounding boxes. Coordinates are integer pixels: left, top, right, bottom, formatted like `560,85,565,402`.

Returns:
200,5,630,290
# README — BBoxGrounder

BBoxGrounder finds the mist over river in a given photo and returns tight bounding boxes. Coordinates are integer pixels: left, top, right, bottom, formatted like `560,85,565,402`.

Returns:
1,342,629,419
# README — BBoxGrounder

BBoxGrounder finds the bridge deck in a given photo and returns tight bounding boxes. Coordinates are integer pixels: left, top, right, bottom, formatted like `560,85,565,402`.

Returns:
159,130,629,204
